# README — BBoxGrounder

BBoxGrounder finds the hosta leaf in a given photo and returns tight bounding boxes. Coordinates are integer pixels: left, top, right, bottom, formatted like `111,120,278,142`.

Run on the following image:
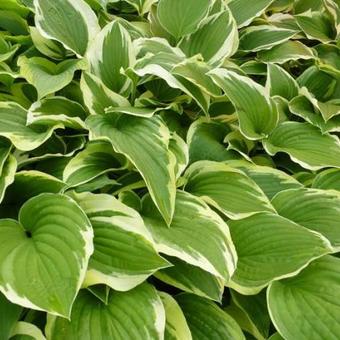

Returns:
155,256,224,302
257,40,315,63
105,106,161,118
0,0,30,17
63,141,127,187
142,190,237,281
228,212,331,294
46,283,165,340
0,10,29,35
157,0,211,39
0,292,22,340
86,20,134,94
176,294,245,340
28,97,87,130
9,321,46,340
134,37,185,59
0,138,11,173
228,0,274,27
295,10,336,43
171,59,221,97
0,102,60,151
0,171,66,218
272,188,340,249
34,0,100,56
266,63,299,100
133,58,210,114
184,161,274,219
0,154,16,203
226,290,270,340
30,26,67,60
80,72,130,115
312,168,340,190
209,68,279,140
69,192,169,291
0,37,19,63
268,256,340,340
18,56,87,99
179,9,238,65
0,193,93,317
239,25,296,52
297,66,336,100
263,122,340,170
225,129,255,160
187,118,235,164
229,161,302,199
159,292,192,340
125,0,157,15
87,113,176,225
169,133,189,179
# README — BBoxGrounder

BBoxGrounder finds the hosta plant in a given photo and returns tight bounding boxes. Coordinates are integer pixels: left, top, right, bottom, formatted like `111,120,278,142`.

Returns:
0,0,340,339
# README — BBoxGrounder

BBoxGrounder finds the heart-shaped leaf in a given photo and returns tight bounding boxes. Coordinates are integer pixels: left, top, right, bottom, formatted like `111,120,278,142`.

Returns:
0,193,93,317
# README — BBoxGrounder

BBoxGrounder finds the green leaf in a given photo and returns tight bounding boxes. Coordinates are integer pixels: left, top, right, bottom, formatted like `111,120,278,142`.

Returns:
159,292,192,340
125,0,157,15
0,10,29,35
176,294,245,340
63,141,127,187
257,40,315,63
157,0,211,39
295,10,336,43
68,191,169,291
226,290,270,340
268,256,340,340
263,121,340,170
266,63,299,100
209,68,279,140
179,9,238,65
187,118,236,164
225,129,255,160
184,161,274,219
228,160,302,199
30,26,68,60
133,55,210,114
171,59,221,97
0,36,19,63
28,97,87,130
0,193,93,317
228,0,274,27
87,113,176,225
18,56,87,99
0,154,16,203
9,321,46,340
0,102,61,151
0,171,66,219
297,65,336,100
169,133,189,179
272,187,340,249
34,0,100,56
80,72,130,115
0,292,22,340
155,256,224,302
239,25,296,52
142,190,237,281
46,283,165,339
312,168,340,191
86,20,134,94
228,212,331,294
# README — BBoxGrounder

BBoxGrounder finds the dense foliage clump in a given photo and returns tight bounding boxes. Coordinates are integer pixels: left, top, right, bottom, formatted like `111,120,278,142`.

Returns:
0,0,340,339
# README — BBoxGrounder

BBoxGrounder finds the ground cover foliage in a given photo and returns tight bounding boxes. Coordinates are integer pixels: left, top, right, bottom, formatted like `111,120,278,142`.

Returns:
0,0,340,339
